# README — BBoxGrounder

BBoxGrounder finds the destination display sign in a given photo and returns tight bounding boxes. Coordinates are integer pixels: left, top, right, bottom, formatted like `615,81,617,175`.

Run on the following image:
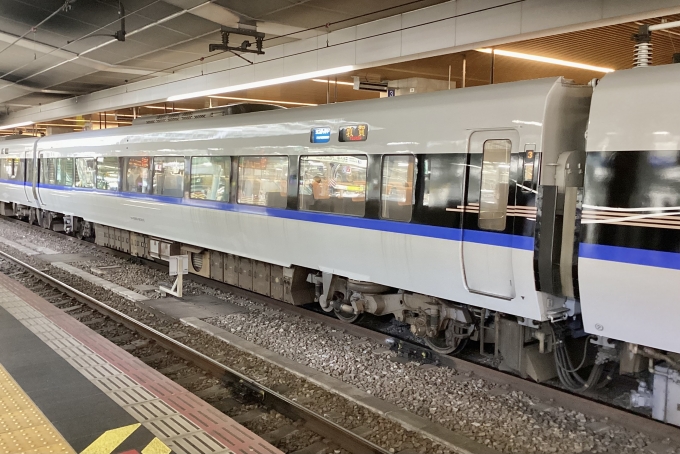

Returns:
310,127,331,143
339,124,368,142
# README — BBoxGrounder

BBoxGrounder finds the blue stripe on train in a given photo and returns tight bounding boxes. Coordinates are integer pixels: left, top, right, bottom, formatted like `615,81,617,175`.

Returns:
579,243,680,270
5,181,536,251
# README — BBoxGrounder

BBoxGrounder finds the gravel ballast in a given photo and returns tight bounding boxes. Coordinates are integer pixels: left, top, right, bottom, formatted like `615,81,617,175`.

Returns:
0,219,676,454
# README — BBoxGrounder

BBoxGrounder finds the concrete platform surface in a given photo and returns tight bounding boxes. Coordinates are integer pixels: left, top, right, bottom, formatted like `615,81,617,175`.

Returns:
0,272,282,454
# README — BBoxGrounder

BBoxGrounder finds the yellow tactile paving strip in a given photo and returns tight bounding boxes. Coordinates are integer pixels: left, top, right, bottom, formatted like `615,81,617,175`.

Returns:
0,364,75,454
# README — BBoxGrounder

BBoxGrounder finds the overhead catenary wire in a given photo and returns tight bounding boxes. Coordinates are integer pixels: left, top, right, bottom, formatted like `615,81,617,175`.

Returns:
0,0,75,59
128,0,524,85
0,0,163,82
261,0,434,42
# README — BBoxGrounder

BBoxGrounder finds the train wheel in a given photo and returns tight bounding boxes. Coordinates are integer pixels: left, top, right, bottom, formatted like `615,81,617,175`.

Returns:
334,308,362,323
330,293,363,323
424,323,469,355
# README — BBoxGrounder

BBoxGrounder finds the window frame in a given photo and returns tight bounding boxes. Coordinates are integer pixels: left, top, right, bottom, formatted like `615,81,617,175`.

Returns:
298,154,369,217
39,157,53,185
1,158,21,180
74,157,96,189
124,156,151,194
237,155,289,208
478,139,512,232
189,156,231,202
56,158,74,187
379,154,417,222
95,156,121,191
151,156,185,198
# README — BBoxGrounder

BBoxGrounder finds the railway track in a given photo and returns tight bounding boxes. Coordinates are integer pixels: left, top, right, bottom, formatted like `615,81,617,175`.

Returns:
0,249,392,454
2,216,680,453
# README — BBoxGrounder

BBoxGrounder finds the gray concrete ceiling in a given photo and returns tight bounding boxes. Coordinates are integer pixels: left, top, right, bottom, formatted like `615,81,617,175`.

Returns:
0,0,446,113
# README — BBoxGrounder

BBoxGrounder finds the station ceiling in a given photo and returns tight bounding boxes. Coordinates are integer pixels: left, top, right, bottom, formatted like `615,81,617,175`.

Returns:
0,2,679,135
0,0,447,109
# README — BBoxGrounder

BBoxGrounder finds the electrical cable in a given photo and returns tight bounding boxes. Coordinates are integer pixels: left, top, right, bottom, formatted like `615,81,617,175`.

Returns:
261,0,433,42
127,0,524,85
124,1,441,83
0,0,162,81
0,0,75,59
2,0,527,113
558,335,593,373
552,329,609,392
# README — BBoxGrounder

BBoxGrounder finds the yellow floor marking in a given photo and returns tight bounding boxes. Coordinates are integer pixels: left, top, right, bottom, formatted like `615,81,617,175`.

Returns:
80,423,141,454
141,437,172,454
0,364,75,454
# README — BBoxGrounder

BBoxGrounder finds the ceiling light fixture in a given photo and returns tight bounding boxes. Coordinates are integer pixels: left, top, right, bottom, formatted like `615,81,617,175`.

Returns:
311,79,354,86
0,121,33,130
167,65,354,102
36,123,83,127
476,48,615,73
142,105,195,111
208,95,317,106
61,118,132,124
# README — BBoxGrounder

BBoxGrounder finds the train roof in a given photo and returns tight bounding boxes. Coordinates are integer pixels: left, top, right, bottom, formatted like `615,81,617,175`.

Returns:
587,63,680,152
0,136,37,157
34,76,590,156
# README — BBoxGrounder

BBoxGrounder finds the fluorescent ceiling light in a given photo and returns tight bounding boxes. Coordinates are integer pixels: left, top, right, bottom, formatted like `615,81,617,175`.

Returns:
209,95,317,106
476,48,614,73
167,65,354,102
61,118,132,124
36,123,81,127
143,105,194,111
311,79,354,86
0,121,33,130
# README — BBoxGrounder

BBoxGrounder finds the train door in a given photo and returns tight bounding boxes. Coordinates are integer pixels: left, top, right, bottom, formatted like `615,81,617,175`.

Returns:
36,151,46,206
461,130,518,299
22,148,33,203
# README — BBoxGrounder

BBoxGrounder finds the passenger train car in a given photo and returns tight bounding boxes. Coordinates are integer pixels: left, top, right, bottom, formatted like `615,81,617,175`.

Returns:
0,63,679,418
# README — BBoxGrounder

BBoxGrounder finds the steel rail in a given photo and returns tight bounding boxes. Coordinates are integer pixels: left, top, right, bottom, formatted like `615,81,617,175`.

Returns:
3,217,680,445
0,249,391,454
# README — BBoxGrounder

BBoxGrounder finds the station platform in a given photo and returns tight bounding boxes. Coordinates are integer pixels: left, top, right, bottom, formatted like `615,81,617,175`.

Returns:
0,272,282,454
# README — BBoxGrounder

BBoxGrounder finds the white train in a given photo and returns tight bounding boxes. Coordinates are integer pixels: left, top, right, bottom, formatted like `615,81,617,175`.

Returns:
1,63,679,423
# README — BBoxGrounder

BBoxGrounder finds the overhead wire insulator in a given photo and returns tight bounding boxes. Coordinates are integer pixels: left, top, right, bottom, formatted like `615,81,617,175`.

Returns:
632,24,652,68
634,42,652,67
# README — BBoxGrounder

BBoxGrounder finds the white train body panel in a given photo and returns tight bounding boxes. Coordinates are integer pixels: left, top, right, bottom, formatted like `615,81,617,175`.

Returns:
582,64,680,353
9,77,591,323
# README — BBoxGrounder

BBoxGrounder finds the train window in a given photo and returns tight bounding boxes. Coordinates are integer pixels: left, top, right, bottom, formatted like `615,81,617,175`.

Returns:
298,155,367,217
25,159,32,183
152,157,185,197
190,156,230,201
125,157,150,193
55,158,74,186
96,157,120,191
1,158,21,180
237,156,288,208
380,155,416,222
39,158,73,186
479,139,512,231
39,158,53,185
75,158,96,188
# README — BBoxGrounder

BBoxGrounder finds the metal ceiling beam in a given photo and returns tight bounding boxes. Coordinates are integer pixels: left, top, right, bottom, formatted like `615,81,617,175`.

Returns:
0,0,318,100
3,0,680,126
0,31,158,76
